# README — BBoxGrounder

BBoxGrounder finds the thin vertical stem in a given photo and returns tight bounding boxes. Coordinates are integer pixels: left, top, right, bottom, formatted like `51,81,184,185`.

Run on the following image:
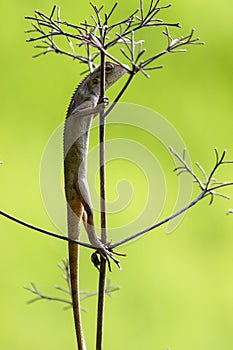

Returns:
99,55,107,245
96,258,107,350
96,35,107,350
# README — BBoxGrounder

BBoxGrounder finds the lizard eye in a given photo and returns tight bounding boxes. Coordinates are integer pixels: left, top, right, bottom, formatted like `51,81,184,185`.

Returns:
92,78,99,84
105,63,114,73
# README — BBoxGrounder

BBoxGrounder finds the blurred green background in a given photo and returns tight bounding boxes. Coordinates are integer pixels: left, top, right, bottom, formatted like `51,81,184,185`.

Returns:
0,0,233,349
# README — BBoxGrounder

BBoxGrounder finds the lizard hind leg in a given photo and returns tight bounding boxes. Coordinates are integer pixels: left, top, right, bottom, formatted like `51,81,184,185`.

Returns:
81,202,105,249
76,177,105,249
81,204,122,270
77,180,123,270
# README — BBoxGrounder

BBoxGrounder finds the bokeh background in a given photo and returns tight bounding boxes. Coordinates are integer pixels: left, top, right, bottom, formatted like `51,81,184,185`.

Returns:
0,0,233,349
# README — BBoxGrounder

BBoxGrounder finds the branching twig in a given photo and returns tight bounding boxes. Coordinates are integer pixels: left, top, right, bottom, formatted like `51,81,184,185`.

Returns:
25,1,203,80
111,148,233,249
24,259,120,311
24,281,72,308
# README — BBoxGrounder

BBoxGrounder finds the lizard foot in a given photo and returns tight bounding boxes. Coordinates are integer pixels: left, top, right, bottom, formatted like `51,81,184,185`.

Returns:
91,245,126,272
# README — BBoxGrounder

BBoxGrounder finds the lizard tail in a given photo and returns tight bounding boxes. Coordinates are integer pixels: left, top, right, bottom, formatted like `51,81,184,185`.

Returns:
67,204,87,350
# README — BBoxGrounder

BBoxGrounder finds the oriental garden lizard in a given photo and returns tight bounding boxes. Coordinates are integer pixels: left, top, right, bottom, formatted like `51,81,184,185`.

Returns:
64,61,127,349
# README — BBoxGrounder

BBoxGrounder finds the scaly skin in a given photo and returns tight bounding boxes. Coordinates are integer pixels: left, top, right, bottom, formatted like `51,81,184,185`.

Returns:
64,62,127,349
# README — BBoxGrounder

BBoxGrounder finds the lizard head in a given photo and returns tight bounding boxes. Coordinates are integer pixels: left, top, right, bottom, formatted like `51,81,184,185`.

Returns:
104,61,128,89
89,61,128,93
